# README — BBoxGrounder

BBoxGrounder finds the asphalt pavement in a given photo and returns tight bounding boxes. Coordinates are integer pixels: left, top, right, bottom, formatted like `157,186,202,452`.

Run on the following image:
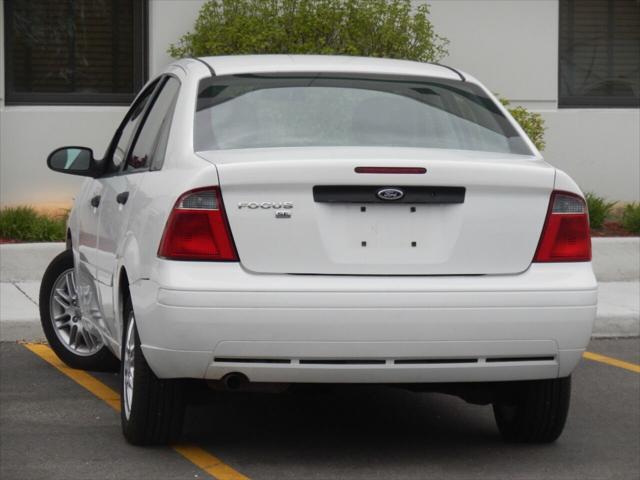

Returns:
1,338,638,480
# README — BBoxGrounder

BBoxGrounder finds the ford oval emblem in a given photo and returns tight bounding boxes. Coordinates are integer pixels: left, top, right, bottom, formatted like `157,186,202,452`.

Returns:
377,187,405,201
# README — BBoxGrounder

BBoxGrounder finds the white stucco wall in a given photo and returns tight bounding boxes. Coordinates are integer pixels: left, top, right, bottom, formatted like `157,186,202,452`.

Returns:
0,107,126,206
427,0,559,107
1,0,638,207
541,109,640,200
425,0,639,201
148,0,206,75
0,0,205,207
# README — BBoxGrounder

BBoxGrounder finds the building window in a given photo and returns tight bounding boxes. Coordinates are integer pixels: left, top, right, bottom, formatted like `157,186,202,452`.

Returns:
4,0,147,105
559,0,639,108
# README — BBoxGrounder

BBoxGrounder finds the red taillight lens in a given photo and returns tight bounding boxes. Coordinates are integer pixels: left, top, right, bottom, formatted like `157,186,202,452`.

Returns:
158,187,238,261
534,191,591,262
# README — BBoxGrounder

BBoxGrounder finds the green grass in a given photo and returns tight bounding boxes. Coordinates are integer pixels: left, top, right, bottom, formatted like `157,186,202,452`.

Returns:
0,206,68,242
621,203,640,234
585,192,616,230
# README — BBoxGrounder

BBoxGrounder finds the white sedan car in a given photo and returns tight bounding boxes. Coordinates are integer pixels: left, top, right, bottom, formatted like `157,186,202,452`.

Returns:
40,55,597,445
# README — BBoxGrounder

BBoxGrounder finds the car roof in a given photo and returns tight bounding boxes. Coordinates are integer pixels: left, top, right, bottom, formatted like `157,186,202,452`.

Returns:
185,55,466,81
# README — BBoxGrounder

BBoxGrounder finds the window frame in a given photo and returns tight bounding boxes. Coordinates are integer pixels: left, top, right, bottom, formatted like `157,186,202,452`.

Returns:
3,0,149,106
101,77,163,177
558,0,640,109
124,74,181,174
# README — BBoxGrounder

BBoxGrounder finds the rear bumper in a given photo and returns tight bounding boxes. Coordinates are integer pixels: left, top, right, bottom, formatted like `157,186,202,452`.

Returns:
131,262,597,382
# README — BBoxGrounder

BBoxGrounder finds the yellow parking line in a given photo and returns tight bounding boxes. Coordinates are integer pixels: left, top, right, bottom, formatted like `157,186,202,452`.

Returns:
583,351,640,373
173,446,249,480
24,343,121,410
23,343,250,480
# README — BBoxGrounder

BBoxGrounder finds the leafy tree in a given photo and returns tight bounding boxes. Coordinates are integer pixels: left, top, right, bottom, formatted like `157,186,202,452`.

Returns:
499,97,547,151
169,0,448,62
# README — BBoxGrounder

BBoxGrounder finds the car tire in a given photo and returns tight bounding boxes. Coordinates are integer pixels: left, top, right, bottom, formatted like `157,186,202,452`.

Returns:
493,376,571,443
39,249,119,371
120,292,186,445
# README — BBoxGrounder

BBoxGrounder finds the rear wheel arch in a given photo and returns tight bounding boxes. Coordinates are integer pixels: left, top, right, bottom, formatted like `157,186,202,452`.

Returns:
115,233,143,344
118,267,130,304
118,232,143,286
115,267,131,354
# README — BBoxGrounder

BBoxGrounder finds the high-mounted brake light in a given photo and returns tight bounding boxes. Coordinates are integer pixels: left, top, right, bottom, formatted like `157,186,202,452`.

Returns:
158,187,238,261
533,191,591,262
355,167,426,174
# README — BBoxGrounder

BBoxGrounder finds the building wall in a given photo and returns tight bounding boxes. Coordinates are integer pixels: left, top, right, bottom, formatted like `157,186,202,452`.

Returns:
0,107,126,207
148,0,206,77
1,0,638,208
0,0,205,207
426,0,640,201
541,109,639,200
428,0,559,108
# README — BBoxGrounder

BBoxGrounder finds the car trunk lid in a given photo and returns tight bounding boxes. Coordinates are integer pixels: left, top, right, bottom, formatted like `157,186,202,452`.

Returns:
199,147,554,275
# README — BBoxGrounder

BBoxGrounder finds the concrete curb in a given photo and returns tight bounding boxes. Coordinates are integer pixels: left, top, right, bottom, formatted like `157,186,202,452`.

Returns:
0,242,65,282
2,238,638,282
593,281,639,337
2,279,638,342
1,240,638,340
592,237,640,281
1,320,46,342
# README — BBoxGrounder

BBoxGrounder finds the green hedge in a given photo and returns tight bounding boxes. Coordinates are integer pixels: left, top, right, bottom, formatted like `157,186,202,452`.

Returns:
585,193,616,229
622,203,640,233
0,207,68,242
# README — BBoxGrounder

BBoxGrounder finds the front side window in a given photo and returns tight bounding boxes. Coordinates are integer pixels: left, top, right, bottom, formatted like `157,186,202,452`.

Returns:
195,74,532,155
559,0,640,108
108,81,158,174
4,0,147,105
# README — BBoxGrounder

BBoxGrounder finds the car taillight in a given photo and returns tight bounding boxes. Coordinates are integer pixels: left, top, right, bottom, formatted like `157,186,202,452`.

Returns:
158,187,238,261
533,191,591,262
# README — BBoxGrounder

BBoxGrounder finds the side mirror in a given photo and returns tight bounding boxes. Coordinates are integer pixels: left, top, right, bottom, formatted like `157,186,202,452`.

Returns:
47,146,101,177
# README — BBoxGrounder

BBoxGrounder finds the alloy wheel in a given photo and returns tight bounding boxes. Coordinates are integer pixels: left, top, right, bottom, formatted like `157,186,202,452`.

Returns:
49,268,103,356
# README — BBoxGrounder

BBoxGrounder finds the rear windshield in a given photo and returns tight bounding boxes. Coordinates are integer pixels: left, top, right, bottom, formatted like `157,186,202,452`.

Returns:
195,73,532,155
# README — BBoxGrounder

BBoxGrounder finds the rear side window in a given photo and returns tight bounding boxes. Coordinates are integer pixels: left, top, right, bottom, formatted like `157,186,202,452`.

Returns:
195,73,532,155
127,77,180,172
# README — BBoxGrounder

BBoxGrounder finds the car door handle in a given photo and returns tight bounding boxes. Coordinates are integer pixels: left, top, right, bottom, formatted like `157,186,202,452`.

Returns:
116,191,130,205
90,195,101,208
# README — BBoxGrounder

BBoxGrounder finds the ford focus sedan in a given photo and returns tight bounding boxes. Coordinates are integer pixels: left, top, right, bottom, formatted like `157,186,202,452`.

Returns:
40,55,597,445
